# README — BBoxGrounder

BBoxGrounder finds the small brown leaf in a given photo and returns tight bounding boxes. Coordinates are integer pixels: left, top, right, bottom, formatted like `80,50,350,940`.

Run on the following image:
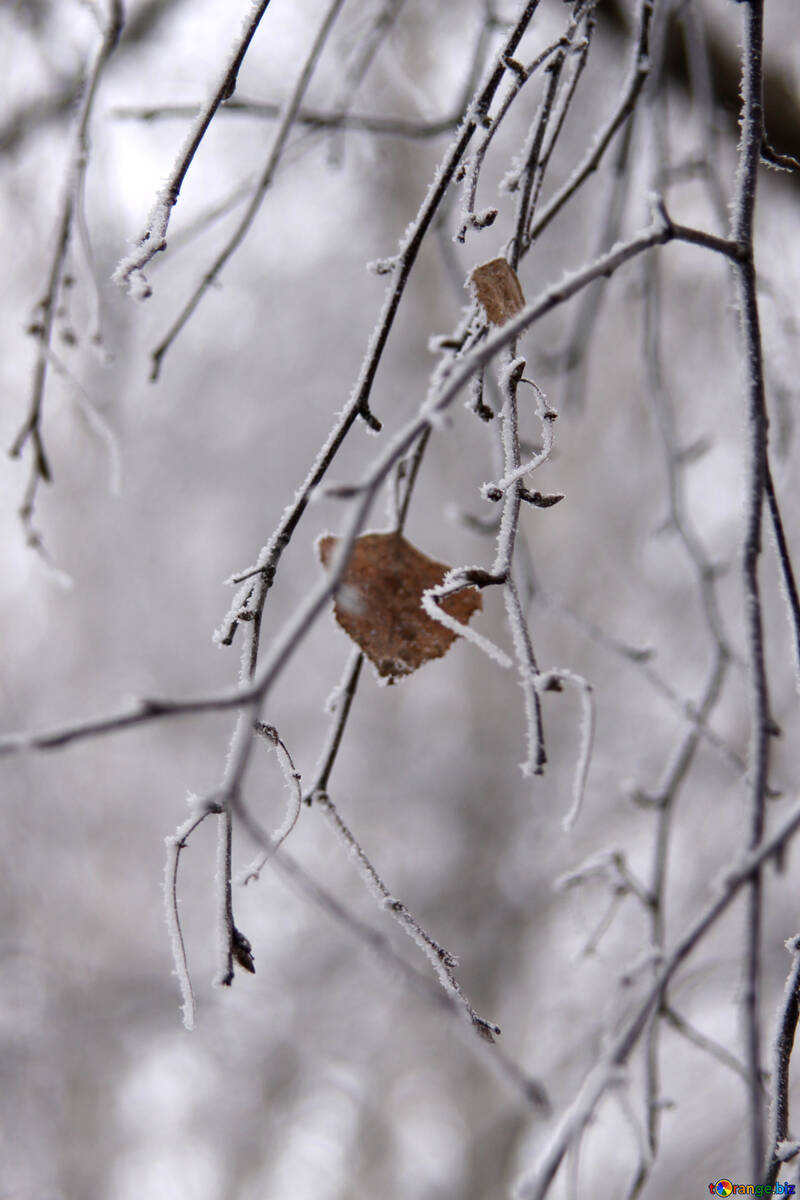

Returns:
469,257,525,326
317,531,482,682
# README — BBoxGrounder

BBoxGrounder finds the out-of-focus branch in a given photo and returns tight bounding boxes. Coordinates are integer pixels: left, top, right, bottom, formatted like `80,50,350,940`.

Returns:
0,0,184,155
602,0,800,186
112,98,466,137
145,0,349,380
527,0,653,244
9,0,124,556
517,797,800,1200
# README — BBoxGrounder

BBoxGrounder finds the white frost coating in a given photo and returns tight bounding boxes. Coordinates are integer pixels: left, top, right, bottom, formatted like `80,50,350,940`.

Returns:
535,668,595,831
316,793,469,1004
776,1140,800,1163
501,577,542,777
366,257,398,276
421,578,512,669
221,105,478,603
342,109,472,412
495,373,556,496
213,577,254,647
164,828,196,1030
114,0,270,297
324,678,343,715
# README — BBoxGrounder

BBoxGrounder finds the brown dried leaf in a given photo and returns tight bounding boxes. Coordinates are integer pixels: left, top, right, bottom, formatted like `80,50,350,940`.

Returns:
317,531,482,682
469,257,525,326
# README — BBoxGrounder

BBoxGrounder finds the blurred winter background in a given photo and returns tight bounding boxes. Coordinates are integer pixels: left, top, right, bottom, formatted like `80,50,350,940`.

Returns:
2,1,800,1197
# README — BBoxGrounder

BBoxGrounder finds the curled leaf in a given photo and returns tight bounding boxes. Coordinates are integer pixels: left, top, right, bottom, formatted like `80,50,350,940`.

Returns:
469,257,525,326
317,531,482,682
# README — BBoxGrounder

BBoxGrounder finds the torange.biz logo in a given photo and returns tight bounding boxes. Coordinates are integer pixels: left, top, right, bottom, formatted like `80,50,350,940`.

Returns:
709,1183,795,1197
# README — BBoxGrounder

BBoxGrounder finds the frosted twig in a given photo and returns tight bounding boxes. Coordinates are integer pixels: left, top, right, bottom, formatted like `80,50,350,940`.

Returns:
484,376,555,496
509,4,596,266
764,937,800,1186
515,797,800,1199
113,0,275,296
0,220,742,762
422,575,513,670
164,805,214,1029
218,0,546,663
148,0,348,379
302,434,430,807
305,650,364,802
505,573,547,775
229,787,547,1105
521,14,595,243
527,0,654,244
730,0,771,1174
481,355,548,774
314,790,500,1041
238,723,303,884
539,668,594,830
557,848,651,910
0,688,267,756
456,32,571,244
765,463,800,692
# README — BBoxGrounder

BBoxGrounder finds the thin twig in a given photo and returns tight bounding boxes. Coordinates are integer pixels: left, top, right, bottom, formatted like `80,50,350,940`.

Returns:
517,797,800,1199
527,0,654,243
113,97,465,138
730,0,771,1175
147,0,348,380
230,786,548,1107
113,0,276,295
0,219,743,762
662,1005,752,1086
217,0,546,665
164,807,213,1029
764,937,800,1186
765,462,800,688
314,790,501,1041
238,723,304,884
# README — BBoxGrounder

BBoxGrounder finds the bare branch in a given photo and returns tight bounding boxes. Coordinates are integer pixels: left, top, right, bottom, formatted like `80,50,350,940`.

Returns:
147,0,349,379
113,0,276,295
